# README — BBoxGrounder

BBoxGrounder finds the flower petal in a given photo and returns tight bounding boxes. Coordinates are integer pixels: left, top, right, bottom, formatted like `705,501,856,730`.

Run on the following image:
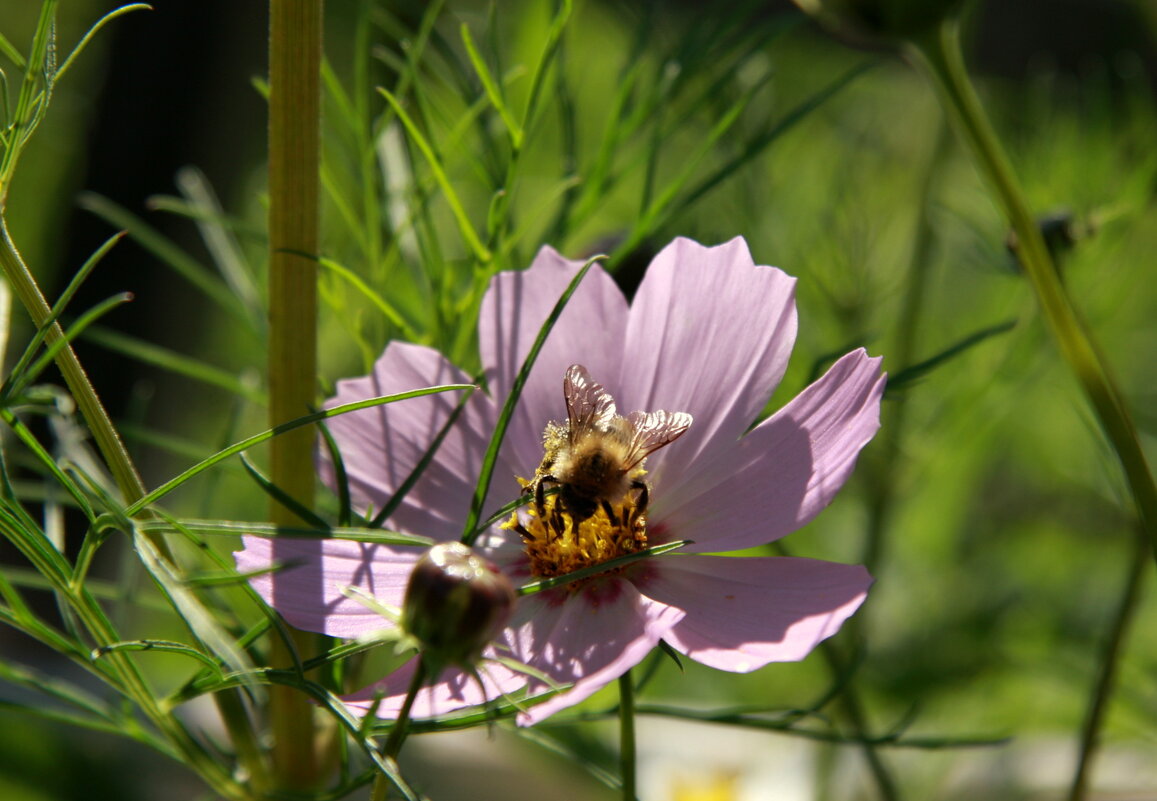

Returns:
510,580,684,725
641,555,871,671
235,535,419,638
344,654,529,720
478,246,629,475
619,237,798,491
317,341,507,540
658,348,885,553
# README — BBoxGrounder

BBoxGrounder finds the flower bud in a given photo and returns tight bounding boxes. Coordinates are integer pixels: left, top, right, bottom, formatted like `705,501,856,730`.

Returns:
791,0,962,48
401,542,516,668
1005,210,1085,274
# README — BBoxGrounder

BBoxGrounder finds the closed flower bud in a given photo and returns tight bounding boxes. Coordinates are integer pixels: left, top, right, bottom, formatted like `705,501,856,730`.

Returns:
1005,210,1085,275
401,542,516,669
791,0,962,48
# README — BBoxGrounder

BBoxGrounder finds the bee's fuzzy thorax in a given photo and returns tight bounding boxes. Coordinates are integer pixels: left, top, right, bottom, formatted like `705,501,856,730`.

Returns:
524,364,691,549
553,432,636,500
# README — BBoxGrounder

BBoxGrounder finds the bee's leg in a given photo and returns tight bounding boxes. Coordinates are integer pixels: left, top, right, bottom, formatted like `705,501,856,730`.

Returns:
512,520,535,541
534,476,552,519
566,508,581,537
629,480,649,527
601,500,619,528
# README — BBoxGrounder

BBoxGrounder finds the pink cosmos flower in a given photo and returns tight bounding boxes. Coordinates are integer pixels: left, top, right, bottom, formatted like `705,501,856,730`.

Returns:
236,236,885,725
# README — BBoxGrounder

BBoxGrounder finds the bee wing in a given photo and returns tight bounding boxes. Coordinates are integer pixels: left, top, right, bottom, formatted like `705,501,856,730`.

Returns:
622,409,693,469
563,364,618,438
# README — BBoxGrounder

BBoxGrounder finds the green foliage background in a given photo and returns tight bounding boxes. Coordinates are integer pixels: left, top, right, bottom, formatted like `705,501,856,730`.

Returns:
0,1,1155,799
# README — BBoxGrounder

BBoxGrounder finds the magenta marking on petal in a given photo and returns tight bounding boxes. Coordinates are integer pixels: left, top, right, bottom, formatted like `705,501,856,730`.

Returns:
501,579,683,725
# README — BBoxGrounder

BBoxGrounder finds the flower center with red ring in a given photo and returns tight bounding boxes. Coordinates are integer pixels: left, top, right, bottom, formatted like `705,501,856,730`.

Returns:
505,489,649,587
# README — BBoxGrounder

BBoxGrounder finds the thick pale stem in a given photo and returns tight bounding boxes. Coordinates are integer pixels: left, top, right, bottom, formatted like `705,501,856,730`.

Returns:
907,20,1157,567
267,0,324,789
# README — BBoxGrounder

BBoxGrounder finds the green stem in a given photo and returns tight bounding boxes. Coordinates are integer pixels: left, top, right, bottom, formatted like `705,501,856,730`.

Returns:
906,19,1157,568
214,687,271,794
619,670,637,801
862,116,951,574
821,644,901,801
2,517,248,800
372,658,428,801
369,768,392,801
0,230,261,797
267,0,325,791
0,216,148,510
1067,529,1147,801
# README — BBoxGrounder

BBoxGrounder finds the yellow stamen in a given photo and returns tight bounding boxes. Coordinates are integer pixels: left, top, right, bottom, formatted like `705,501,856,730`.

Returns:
504,489,648,587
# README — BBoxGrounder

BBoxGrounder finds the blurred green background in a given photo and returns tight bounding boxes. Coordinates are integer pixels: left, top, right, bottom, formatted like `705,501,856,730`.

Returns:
1,1,1155,799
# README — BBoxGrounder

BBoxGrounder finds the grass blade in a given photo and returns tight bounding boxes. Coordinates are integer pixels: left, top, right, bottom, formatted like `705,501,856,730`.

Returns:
378,86,492,263
461,256,599,544
55,3,152,81
126,383,473,515
141,518,431,547
885,319,1018,394
78,192,257,331
173,166,262,321
460,22,522,149
78,325,265,404
239,452,330,530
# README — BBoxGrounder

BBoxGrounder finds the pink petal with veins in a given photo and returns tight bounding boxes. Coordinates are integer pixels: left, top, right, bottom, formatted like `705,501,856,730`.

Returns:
642,555,871,671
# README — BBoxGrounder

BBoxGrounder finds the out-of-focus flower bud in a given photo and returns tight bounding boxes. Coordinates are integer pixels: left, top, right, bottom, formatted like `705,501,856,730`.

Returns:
791,0,962,48
401,542,516,669
1005,210,1089,275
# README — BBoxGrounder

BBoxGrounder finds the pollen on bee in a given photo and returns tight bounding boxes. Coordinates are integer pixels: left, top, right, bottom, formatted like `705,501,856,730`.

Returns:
507,363,690,590
505,488,649,589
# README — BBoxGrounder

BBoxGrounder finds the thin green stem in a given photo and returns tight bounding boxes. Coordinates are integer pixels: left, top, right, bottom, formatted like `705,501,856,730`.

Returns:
369,767,392,801
1068,529,1148,801
1,35,265,793
213,688,271,794
0,512,246,799
267,0,325,791
619,670,637,801
820,643,900,801
906,19,1157,568
373,658,428,801
862,116,950,574
0,217,148,510
776,535,899,799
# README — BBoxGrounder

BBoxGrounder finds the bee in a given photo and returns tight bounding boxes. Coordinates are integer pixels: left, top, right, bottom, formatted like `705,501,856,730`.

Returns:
528,364,692,532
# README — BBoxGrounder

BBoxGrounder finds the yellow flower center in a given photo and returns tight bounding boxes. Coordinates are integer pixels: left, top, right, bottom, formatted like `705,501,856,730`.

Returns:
671,773,739,801
504,482,649,586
